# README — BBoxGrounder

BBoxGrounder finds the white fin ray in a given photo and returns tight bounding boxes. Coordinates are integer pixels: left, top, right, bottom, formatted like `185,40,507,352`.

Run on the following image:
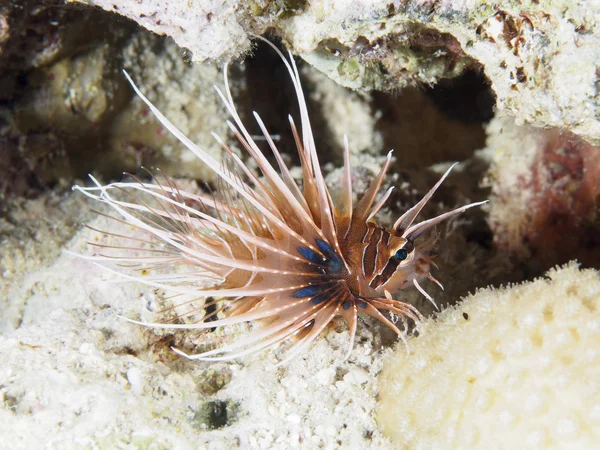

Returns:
367,186,394,222
75,181,304,263
354,151,393,219
253,37,346,268
80,177,312,275
122,70,316,252
393,162,458,234
403,200,488,241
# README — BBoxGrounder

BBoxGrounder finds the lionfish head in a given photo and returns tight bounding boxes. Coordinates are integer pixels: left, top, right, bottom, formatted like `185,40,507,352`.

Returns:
73,36,486,363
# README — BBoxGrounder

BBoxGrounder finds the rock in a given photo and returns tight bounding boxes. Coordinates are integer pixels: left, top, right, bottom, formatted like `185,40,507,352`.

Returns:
70,0,600,142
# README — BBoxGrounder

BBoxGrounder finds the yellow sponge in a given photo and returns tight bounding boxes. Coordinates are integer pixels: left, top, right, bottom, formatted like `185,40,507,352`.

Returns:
377,263,600,449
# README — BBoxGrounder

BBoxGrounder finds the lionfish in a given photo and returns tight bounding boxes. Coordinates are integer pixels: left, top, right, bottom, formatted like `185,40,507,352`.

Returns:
75,38,485,363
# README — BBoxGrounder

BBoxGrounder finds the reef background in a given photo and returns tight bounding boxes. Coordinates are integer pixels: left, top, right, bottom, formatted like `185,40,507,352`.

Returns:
1,1,599,448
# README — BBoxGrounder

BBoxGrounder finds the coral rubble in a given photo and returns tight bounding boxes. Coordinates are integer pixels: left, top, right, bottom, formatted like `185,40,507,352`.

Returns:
0,210,391,448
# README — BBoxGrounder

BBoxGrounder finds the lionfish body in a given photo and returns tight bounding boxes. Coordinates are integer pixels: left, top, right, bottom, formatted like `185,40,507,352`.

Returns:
75,38,485,362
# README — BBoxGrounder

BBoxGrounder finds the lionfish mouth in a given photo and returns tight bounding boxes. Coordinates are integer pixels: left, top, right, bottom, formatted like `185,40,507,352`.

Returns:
73,37,486,364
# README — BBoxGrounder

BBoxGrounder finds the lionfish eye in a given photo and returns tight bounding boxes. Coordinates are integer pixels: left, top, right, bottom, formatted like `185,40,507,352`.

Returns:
395,248,408,261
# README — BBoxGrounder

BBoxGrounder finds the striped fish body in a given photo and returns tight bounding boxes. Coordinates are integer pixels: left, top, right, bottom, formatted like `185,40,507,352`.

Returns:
338,220,411,294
